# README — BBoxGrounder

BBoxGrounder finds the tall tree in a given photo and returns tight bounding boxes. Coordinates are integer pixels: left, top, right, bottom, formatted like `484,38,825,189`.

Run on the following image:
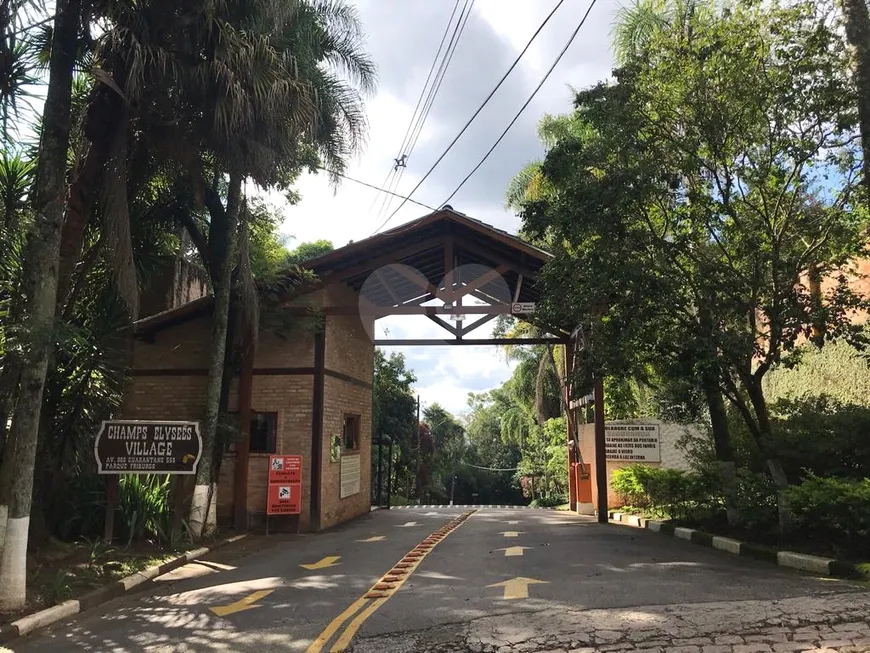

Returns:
839,0,870,201
0,0,81,609
522,0,866,531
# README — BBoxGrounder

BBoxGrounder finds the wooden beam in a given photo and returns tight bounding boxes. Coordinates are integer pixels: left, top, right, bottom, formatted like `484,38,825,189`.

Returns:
459,313,499,336
392,263,453,303
453,264,510,302
375,268,402,305
513,274,524,303
233,341,255,531
427,314,458,335
373,337,570,346
319,236,446,284
455,236,540,279
310,330,326,531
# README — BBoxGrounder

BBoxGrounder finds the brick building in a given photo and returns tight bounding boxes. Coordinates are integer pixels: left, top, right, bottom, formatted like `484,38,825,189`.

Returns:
124,209,556,532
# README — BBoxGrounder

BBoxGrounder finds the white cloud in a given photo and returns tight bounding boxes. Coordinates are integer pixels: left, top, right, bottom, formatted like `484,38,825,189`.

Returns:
264,1,618,416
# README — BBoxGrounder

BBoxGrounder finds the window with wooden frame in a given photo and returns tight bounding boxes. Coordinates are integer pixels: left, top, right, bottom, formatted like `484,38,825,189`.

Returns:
342,414,360,452
224,412,278,454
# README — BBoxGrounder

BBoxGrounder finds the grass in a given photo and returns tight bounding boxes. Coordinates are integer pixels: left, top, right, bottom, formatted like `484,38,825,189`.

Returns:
0,537,190,624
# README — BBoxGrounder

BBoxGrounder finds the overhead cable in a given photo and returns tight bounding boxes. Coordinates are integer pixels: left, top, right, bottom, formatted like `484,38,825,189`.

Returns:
377,0,474,221
371,0,569,235
440,0,600,206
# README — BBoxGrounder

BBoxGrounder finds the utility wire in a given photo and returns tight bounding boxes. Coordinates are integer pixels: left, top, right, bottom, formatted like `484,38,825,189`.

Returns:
371,0,569,235
461,461,521,472
366,0,462,218
378,0,474,221
440,0,599,206
321,167,437,211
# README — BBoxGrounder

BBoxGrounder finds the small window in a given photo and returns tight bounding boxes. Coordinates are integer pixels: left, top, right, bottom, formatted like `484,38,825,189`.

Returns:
343,414,360,452
225,412,278,454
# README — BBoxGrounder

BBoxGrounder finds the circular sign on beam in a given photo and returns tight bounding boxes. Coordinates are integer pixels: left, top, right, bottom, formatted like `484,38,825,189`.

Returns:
94,420,202,474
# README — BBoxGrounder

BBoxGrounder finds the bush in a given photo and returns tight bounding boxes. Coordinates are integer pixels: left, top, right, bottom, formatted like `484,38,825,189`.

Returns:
611,466,647,508
610,464,716,521
530,494,567,508
785,475,870,558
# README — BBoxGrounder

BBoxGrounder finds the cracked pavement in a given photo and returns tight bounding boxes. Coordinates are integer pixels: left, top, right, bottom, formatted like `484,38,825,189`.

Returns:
10,508,870,652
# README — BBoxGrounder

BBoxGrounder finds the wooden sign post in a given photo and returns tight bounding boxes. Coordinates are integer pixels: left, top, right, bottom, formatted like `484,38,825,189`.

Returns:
266,454,303,535
94,420,203,541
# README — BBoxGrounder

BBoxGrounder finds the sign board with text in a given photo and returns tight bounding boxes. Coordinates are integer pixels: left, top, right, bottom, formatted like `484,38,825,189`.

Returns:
340,454,361,499
267,482,302,515
94,420,202,474
511,302,536,315
268,455,302,484
605,424,661,462
267,454,303,515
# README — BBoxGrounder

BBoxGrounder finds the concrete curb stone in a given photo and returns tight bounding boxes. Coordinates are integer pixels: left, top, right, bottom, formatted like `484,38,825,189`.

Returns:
607,511,856,579
0,534,246,644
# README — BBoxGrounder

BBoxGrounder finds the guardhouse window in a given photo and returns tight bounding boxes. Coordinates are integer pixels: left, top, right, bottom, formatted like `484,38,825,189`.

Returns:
225,412,278,454
343,414,360,452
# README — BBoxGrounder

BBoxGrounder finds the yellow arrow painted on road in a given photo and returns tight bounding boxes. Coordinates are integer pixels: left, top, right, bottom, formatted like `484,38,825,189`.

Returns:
300,556,341,570
499,531,523,538
210,589,273,617
357,536,385,542
487,577,548,600
497,546,531,557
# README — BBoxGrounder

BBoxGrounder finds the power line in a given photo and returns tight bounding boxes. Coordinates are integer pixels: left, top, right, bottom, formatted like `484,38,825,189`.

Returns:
371,0,569,235
321,167,437,212
377,0,474,221
461,461,521,472
440,0,599,206
368,0,462,219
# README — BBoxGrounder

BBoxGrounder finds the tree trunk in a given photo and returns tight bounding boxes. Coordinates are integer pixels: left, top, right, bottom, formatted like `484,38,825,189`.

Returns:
808,262,824,348
840,0,870,201
0,0,80,610
701,372,740,526
744,377,793,532
55,85,124,308
188,172,242,540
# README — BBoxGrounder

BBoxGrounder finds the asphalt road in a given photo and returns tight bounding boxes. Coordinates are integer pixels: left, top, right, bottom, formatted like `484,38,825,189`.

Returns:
11,507,861,653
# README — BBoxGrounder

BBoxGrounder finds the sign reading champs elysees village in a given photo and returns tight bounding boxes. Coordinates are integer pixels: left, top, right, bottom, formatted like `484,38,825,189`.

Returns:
95,420,203,474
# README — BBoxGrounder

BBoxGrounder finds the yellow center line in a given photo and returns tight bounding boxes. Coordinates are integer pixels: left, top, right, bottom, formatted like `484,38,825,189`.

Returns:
329,597,388,652
306,510,476,653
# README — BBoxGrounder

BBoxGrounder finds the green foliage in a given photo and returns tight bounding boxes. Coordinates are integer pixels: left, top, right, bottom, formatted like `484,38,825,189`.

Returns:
116,475,175,546
770,397,870,480
610,464,716,521
765,338,870,408
786,475,870,557
521,0,868,467
287,239,334,265
372,349,418,499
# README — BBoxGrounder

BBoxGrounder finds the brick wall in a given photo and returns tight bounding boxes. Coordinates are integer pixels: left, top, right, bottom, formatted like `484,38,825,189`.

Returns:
318,284,374,530
123,280,375,533
220,374,315,531
320,375,372,530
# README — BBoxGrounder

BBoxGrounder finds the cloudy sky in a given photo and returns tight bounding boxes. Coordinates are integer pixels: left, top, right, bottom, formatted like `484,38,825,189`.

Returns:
276,0,620,417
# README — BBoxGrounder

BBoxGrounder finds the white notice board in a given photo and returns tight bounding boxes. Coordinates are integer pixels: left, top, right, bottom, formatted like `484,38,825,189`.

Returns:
340,454,361,498
605,424,661,462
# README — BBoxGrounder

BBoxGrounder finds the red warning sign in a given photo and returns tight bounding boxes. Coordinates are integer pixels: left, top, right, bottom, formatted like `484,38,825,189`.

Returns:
267,482,302,515
267,454,302,515
268,454,302,484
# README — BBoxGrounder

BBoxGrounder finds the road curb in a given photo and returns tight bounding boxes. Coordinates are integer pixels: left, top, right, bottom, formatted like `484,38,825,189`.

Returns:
0,534,247,645
607,511,859,579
